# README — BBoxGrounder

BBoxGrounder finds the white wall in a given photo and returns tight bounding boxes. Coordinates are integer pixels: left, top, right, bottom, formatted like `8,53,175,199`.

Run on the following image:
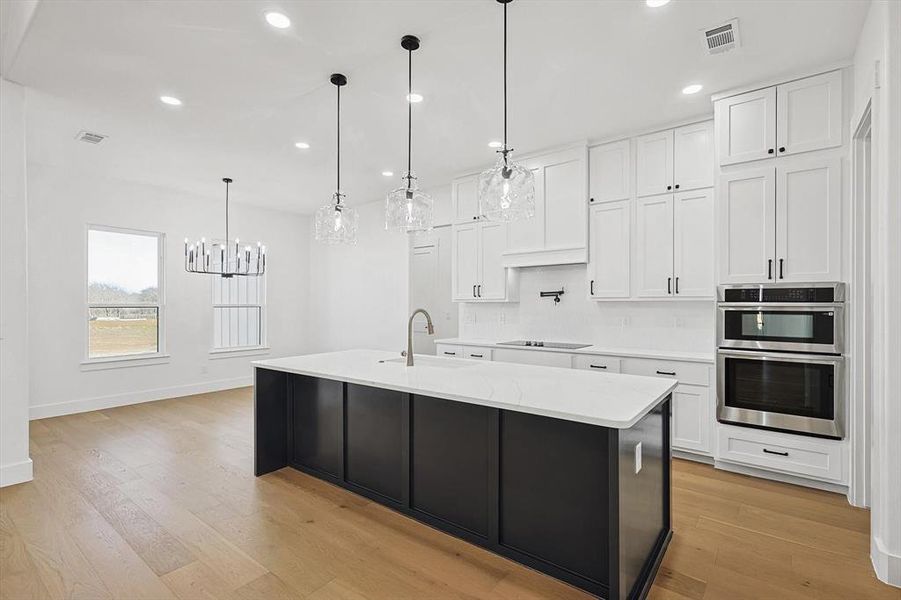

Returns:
852,0,901,587
25,162,311,418
307,199,410,353
459,264,713,352
0,78,33,486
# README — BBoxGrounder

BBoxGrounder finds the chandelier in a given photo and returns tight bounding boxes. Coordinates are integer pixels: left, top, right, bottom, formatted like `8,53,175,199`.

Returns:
478,0,535,222
314,73,359,244
385,35,433,233
184,177,266,278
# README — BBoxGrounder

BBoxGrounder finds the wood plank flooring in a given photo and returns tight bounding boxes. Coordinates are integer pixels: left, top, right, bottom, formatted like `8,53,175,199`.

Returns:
1,387,896,600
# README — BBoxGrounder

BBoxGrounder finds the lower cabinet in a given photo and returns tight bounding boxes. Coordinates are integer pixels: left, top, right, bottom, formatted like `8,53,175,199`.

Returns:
670,384,711,454
435,344,463,358
491,347,573,368
345,384,405,502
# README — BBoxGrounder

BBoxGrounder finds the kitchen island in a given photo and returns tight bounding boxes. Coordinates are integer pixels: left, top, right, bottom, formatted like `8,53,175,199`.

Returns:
253,349,675,600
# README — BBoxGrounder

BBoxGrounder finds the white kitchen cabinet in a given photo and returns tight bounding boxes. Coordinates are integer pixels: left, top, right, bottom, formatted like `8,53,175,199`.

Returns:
776,70,843,157
715,70,843,166
452,174,480,224
718,158,840,284
451,221,517,302
673,189,714,297
589,139,631,203
715,87,776,166
671,385,712,454
463,347,491,360
673,121,714,192
435,344,463,358
504,145,588,267
716,424,844,482
775,157,842,282
572,354,622,373
635,195,674,297
636,130,674,197
587,200,630,299
718,168,776,284
491,347,572,368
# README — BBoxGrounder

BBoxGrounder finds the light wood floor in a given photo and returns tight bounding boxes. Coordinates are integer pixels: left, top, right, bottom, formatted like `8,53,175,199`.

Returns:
1,388,896,600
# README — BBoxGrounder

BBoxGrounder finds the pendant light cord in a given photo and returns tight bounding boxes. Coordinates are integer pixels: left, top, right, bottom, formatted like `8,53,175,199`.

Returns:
503,0,507,156
336,82,341,201
407,47,413,190
225,179,229,245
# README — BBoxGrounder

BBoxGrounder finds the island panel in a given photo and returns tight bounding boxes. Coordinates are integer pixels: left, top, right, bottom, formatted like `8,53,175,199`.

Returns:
345,383,405,503
254,368,288,476
291,375,343,478
410,394,494,539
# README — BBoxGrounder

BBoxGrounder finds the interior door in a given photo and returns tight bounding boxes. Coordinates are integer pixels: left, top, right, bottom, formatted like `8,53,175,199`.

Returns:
409,229,457,354
452,223,479,300
635,195,674,297
589,139,631,203
715,87,776,166
588,200,630,298
776,70,843,157
453,175,480,224
636,129,674,197
477,221,508,300
775,157,842,282
673,189,714,297
673,121,714,192
718,168,776,284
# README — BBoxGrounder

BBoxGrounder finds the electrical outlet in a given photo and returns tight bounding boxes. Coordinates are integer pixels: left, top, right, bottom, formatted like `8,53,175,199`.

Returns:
634,442,642,474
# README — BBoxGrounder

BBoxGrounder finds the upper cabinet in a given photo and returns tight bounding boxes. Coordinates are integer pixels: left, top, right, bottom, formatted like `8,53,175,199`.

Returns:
452,174,480,223
451,220,518,302
503,145,588,268
636,121,714,197
587,199,630,299
715,70,842,167
588,140,630,203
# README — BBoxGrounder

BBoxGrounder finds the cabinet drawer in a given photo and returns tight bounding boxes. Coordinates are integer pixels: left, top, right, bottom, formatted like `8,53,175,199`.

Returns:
620,358,709,386
464,348,491,360
491,348,572,368
716,425,844,482
436,344,463,358
572,355,622,373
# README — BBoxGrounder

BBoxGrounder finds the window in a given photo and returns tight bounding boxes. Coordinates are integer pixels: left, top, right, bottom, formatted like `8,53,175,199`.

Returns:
86,226,164,360
211,271,265,351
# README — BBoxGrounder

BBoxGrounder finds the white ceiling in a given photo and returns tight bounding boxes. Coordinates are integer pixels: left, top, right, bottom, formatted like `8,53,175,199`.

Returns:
7,0,869,213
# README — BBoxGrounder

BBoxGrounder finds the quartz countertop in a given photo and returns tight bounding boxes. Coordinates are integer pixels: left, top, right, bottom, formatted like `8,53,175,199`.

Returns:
253,349,676,429
434,338,715,364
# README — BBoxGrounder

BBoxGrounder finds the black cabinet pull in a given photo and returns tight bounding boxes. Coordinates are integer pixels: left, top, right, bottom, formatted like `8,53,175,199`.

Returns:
443,351,456,356
589,364,607,369
667,277,671,294
779,258,784,279
779,147,786,153
768,259,773,280
472,285,476,297
656,370,676,376
471,353,483,358
666,185,672,190
767,148,775,154
674,184,680,189
675,276,679,294
763,448,789,457
589,197,595,203
590,279,594,295
477,284,482,297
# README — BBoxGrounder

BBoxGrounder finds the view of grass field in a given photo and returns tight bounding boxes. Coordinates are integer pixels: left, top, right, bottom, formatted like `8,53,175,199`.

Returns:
88,317,158,357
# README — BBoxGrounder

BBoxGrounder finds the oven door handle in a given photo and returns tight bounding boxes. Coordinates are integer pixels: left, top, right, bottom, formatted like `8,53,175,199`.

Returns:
717,303,843,310
716,349,844,365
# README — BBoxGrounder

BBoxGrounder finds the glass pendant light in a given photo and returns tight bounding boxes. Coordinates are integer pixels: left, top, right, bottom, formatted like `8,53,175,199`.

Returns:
185,178,266,277
315,73,358,245
478,0,535,222
385,35,433,233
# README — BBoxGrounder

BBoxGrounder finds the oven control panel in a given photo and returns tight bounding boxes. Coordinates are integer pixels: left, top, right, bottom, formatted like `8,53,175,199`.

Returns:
723,286,836,303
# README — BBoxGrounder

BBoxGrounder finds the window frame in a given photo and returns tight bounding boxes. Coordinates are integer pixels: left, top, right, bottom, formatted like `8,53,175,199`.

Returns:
82,224,168,368
208,255,268,357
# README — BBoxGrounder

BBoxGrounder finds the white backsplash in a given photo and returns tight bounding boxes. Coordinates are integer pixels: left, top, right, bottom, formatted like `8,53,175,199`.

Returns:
459,264,714,353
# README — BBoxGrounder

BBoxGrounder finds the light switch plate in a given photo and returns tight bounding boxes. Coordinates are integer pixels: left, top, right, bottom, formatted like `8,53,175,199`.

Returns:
634,442,642,474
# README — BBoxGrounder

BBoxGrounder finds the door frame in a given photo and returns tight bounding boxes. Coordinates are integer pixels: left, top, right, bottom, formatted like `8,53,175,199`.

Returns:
848,100,872,508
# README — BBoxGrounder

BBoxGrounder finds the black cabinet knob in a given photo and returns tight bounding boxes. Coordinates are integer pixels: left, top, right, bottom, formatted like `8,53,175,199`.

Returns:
589,197,594,203
767,148,774,154
779,146,786,153
674,184,680,189
666,185,672,190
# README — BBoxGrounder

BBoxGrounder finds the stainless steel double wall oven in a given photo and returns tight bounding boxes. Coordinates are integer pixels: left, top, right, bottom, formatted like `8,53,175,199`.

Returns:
716,283,845,439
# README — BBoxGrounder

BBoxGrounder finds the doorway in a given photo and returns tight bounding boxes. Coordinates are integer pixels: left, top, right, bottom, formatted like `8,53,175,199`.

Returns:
409,226,458,355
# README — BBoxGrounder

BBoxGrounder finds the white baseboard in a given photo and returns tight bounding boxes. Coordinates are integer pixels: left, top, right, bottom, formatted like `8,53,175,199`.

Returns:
29,376,252,420
673,449,714,464
713,459,849,495
0,458,33,487
873,536,901,588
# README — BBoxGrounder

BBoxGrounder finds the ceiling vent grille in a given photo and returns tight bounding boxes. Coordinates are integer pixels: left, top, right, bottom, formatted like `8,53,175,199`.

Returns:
75,130,107,144
702,19,740,55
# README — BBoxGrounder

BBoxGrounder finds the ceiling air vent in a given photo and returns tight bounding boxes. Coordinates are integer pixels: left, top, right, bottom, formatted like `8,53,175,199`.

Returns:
701,19,740,55
75,130,107,144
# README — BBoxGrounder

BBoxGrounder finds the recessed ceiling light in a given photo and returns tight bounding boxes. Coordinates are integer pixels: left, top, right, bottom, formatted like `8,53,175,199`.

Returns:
382,171,394,177
160,95,182,106
265,12,291,29
406,93,423,103
646,0,670,7
294,141,310,149
682,83,703,95
488,141,504,148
